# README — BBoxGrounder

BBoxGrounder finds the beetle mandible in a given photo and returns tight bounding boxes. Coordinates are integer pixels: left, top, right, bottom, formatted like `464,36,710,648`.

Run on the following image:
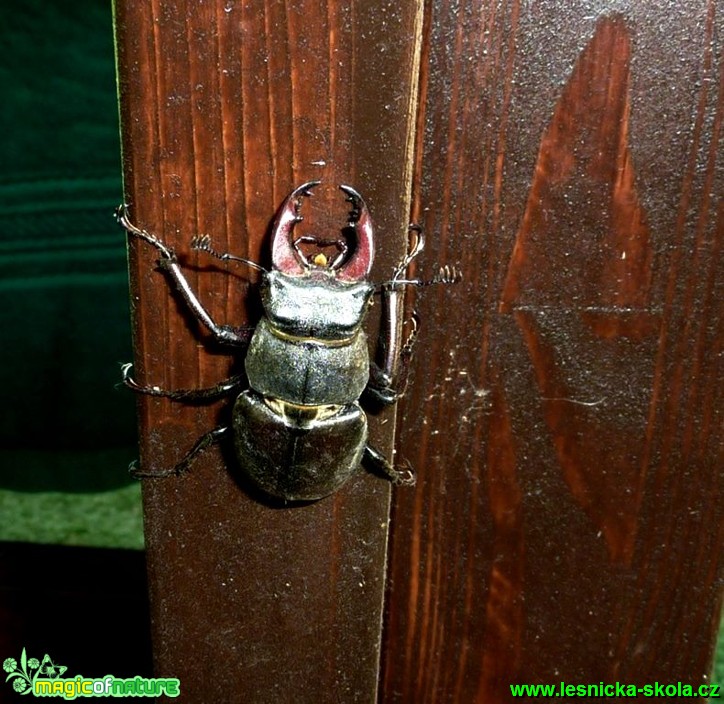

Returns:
118,182,460,502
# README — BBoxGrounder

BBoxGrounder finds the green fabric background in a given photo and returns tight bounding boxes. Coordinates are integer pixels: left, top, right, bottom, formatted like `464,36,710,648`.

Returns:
0,0,142,548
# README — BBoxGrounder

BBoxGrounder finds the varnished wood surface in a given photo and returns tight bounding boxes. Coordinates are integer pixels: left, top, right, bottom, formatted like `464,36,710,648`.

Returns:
382,2,722,701
116,0,722,702
114,1,421,701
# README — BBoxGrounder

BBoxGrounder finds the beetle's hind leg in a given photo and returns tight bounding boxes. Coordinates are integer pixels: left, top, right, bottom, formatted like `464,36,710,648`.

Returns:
363,444,416,486
130,426,229,479
121,363,244,402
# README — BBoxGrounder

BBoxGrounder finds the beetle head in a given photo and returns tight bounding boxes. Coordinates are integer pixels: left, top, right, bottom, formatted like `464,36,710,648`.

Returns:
271,182,374,281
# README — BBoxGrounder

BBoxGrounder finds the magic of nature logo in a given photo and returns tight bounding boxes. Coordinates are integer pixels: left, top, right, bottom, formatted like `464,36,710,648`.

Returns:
3,649,180,699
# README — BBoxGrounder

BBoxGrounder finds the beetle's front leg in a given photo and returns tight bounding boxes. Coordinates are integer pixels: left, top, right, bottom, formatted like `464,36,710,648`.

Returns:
367,290,419,405
367,226,425,404
369,224,461,404
117,205,250,346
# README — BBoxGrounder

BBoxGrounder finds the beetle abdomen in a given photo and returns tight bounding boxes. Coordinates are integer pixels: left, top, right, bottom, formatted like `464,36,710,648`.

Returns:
233,391,367,501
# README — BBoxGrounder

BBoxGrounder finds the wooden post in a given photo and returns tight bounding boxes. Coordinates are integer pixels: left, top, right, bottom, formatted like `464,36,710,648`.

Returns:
114,0,422,701
382,2,723,701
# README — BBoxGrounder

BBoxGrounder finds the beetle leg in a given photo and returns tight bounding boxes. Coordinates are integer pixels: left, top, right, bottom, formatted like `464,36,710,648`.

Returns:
370,225,426,400
367,311,420,405
371,224,461,402
130,426,229,478
117,205,249,346
121,363,245,402
363,445,416,486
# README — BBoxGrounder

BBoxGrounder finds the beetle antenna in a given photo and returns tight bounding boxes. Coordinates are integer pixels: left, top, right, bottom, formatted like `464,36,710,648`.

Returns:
393,264,463,288
191,234,267,273
379,264,462,292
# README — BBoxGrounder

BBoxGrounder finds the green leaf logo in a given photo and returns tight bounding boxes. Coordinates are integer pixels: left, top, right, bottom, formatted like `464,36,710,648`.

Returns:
4,649,63,696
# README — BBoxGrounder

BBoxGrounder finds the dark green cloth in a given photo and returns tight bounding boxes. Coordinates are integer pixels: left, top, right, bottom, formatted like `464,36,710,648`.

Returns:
0,0,138,503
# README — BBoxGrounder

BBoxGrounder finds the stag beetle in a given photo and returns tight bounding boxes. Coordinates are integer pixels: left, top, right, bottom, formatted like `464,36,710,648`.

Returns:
118,182,459,502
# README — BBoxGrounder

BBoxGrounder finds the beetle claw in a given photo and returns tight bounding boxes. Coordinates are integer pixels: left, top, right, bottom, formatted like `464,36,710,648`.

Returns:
271,182,373,280
402,312,421,356
117,204,176,261
336,185,374,281
392,463,416,487
339,184,364,224
271,181,321,273
292,180,321,220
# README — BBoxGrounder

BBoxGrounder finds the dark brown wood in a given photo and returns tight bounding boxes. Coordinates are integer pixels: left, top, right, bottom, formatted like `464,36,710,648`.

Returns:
382,2,722,701
114,1,422,701
116,0,722,700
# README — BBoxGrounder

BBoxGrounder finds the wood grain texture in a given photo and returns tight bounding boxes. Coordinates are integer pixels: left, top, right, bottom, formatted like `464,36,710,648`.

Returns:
382,1,722,701
114,1,422,701
116,0,722,700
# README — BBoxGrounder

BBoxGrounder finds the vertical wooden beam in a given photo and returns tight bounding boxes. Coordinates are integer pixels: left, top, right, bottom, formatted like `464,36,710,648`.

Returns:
113,0,422,701
382,1,722,701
